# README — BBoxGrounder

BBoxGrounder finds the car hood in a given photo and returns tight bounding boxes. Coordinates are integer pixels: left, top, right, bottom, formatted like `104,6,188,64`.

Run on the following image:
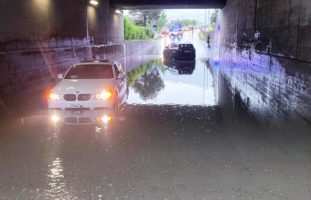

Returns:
52,79,116,94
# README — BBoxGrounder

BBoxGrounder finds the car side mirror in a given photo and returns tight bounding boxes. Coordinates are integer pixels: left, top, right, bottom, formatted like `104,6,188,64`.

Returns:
117,73,125,79
57,74,63,79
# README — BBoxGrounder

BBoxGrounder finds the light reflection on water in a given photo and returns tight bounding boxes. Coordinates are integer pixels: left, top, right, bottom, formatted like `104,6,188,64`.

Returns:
41,156,76,199
43,157,66,198
126,58,217,106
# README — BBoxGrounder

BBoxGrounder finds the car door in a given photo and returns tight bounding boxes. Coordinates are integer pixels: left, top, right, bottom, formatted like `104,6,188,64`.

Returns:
113,63,127,104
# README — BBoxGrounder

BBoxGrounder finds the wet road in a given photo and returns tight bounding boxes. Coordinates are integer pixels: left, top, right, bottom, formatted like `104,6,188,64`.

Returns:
1,32,311,200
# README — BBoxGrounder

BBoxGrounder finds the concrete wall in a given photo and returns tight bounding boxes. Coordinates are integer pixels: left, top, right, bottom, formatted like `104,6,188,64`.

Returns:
220,0,311,62
0,0,124,50
217,0,311,123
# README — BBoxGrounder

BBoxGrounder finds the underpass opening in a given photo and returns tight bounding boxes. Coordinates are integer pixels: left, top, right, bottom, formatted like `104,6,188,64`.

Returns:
122,8,220,107
111,0,226,9
0,1,311,199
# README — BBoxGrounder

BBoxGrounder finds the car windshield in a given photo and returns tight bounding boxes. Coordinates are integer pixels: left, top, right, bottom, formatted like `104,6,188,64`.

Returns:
64,64,114,79
179,44,194,50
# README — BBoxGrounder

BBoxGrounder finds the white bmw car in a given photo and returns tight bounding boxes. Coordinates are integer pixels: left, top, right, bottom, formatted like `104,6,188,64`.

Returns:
48,61,128,112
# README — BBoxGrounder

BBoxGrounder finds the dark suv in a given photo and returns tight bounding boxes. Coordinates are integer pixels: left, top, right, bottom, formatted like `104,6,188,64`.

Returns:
163,43,196,60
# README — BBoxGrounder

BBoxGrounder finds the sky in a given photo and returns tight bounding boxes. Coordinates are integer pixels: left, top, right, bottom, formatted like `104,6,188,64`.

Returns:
124,9,217,25
164,9,213,25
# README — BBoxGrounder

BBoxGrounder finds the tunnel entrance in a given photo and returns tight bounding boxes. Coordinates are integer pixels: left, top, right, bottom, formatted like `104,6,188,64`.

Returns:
122,8,220,106
1,1,311,199
111,0,226,9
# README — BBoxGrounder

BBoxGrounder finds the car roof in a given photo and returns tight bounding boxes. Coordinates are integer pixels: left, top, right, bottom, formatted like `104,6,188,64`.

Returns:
75,60,114,66
178,42,193,45
169,42,193,46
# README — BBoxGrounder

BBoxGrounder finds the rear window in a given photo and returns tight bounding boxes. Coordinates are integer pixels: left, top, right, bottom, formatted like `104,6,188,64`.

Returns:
64,64,114,79
179,44,194,50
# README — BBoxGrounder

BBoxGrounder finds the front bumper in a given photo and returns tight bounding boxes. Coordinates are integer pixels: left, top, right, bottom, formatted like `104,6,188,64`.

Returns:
48,99,114,111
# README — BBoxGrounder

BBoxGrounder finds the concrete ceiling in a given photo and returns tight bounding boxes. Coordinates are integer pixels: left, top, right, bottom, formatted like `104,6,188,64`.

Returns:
110,0,227,9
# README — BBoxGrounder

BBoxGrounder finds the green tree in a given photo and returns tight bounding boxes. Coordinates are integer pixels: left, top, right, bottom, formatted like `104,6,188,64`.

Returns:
129,10,163,26
168,19,197,28
209,9,219,30
211,9,219,24
157,12,168,30
124,17,154,40
180,19,198,26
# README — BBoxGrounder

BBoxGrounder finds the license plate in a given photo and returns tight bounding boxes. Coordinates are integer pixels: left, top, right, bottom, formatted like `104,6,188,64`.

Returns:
72,111,82,115
184,51,191,53
70,104,80,108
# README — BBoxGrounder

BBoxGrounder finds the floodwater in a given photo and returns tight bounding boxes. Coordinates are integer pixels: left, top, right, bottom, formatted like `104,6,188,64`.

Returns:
127,58,216,106
0,32,311,200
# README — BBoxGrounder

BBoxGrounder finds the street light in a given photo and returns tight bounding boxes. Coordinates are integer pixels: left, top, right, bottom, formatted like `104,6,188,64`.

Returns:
89,0,98,6
115,9,121,14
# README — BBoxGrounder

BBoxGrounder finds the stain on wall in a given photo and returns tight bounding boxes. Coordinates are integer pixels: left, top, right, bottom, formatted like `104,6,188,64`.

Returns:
220,0,311,62
218,0,311,123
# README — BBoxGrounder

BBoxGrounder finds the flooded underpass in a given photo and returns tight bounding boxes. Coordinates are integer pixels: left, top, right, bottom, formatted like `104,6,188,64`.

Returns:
1,32,311,200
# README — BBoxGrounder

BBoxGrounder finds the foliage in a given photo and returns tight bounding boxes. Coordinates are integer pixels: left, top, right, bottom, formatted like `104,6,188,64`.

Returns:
211,9,219,24
129,10,163,26
167,19,197,30
127,59,165,100
198,31,207,41
157,12,168,30
127,59,162,86
210,9,219,30
124,17,154,40
179,19,198,26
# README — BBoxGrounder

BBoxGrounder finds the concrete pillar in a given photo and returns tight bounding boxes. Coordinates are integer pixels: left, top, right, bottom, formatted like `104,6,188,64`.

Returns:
0,0,124,50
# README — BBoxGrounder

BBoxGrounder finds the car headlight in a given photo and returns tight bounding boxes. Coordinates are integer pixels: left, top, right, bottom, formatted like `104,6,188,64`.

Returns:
51,114,60,123
49,93,61,100
101,115,112,124
96,90,113,100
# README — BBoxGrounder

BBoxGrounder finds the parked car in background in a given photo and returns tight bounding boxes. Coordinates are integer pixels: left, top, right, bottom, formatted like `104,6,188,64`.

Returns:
163,42,196,60
169,28,183,38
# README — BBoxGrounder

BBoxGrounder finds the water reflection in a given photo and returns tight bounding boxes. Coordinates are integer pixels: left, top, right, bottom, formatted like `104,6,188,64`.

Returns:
163,58,196,75
48,110,117,136
127,57,217,106
43,158,70,198
127,60,165,100
40,134,76,200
